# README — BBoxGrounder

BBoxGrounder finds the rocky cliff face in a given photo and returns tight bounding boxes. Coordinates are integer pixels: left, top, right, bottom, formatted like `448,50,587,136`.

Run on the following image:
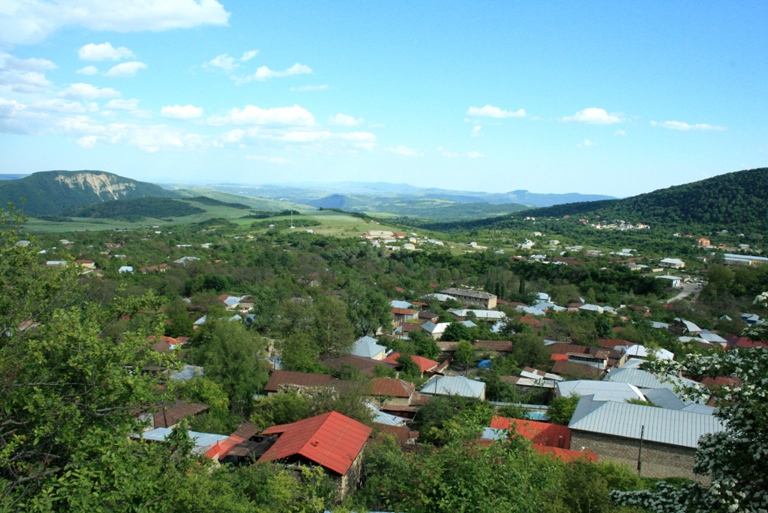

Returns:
0,170,177,216
54,172,138,201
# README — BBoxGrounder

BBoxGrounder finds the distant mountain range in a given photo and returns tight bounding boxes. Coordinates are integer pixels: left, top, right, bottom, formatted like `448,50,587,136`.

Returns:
0,171,177,216
179,181,614,208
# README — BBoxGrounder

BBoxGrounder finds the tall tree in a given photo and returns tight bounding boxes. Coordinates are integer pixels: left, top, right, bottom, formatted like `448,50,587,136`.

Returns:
344,283,392,336
190,319,269,415
312,295,355,359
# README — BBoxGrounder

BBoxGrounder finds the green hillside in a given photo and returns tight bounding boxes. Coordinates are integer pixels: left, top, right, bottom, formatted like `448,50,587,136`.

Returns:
431,167,768,235
67,197,205,221
0,170,177,216
173,188,310,212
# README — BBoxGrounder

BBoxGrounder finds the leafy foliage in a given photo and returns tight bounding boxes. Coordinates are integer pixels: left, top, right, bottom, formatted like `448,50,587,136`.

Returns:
612,348,768,512
68,197,205,221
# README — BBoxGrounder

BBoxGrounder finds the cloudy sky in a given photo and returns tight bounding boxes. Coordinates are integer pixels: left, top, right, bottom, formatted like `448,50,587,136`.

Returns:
0,1,766,197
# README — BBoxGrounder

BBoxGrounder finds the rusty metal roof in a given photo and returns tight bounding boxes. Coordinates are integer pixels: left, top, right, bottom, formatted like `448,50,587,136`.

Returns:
369,378,415,398
260,411,372,476
153,401,209,428
263,370,332,392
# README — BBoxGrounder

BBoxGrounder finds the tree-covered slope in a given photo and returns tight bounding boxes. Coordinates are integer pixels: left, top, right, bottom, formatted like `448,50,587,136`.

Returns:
67,197,205,221
0,170,178,216
531,167,768,229
432,167,768,235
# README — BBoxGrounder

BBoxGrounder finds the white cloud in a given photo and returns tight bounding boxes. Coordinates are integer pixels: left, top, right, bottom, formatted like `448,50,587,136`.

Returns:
205,53,236,72
437,147,458,158
0,70,52,93
30,98,98,114
161,104,203,119
329,113,363,126
467,151,484,158
0,53,56,71
0,53,56,93
470,125,483,138
78,42,134,61
253,63,312,81
467,105,526,118
105,61,147,77
1,1,230,46
105,98,139,110
651,120,726,131
291,84,328,92
76,135,99,148
241,50,258,62
204,50,259,74
246,155,293,164
209,104,315,126
387,145,421,157
614,129,627,136
217,127,376,151
578,139,598,147
562,107,622,124
77,65,99,75
58,83,121,100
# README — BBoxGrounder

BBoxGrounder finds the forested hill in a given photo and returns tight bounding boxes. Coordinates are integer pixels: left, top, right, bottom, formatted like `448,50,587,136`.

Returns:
428,167,768,235
0,170,177,216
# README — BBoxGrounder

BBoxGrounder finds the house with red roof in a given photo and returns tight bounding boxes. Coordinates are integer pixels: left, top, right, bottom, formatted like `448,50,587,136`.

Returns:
484,415,597,463
366,377,416,407
259,411,372,499
381,352,439,376
491,416,571,448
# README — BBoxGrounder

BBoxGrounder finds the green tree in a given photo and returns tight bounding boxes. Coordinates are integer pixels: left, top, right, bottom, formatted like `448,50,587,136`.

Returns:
441,321,472,342
312,295,355,359
345,283,392,336
410,328,441,360
548,395,580,425
396,354,422,380
612,348,768,513
0,210,183,510
189,319,269,415
511,332,549,368
454,340,475,369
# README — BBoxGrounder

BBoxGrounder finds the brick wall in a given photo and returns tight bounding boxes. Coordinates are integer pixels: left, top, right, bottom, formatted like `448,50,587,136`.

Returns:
571,431,707,482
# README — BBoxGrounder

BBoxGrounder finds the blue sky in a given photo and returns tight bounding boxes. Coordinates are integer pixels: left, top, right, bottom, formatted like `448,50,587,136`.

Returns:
0,1,766,197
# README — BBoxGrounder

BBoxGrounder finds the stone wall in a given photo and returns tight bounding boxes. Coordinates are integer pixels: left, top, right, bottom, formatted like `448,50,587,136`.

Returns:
571,431,706,482
338,447,366,501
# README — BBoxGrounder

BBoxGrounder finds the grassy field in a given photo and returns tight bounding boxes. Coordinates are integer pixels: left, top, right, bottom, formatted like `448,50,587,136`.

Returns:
22,204,406,238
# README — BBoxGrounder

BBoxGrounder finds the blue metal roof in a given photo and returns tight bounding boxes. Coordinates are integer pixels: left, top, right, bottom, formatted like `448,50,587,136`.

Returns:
569,395,724,448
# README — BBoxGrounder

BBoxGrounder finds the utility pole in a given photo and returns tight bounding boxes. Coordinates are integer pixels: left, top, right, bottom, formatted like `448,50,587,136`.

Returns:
637,425,645,476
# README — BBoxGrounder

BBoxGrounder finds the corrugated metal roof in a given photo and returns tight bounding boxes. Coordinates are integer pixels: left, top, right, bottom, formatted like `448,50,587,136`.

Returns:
369,377,415,398
139,428,229,454
260,411,372,476
557,380,645,402
642,388,687,410
153,401,209,428
263,370,332,392
569,395,725,448
350,337,388,359
605,368,698,392
390,300,413,309
420,375,485,399
441,288,495,300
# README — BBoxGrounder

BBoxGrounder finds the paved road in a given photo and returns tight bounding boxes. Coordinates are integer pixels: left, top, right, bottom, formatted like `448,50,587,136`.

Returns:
667,281,702,303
